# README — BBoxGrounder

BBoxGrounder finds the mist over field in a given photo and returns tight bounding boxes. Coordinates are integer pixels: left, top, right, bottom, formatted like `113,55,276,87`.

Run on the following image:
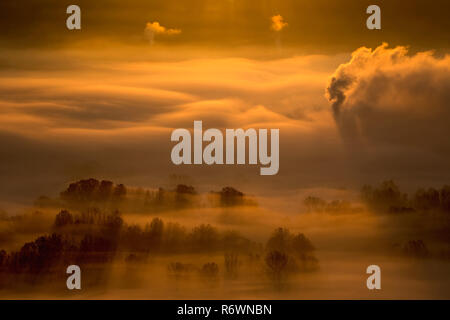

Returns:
1,178,449,299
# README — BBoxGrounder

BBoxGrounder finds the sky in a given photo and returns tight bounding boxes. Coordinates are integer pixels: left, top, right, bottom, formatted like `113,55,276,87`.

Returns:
0,0,449,51
0,0,449,206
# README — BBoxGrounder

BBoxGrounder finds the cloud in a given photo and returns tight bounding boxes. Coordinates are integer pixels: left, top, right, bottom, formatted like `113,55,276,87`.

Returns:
271,15,288,32
1,45,450,204
0,48,344,202
326,43,450,181
326,43,450,149
144,21,181,44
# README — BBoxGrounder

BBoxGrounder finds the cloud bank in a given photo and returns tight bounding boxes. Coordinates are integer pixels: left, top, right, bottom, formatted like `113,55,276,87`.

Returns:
1,44,450,205
0,49,343,203
326,43,450,156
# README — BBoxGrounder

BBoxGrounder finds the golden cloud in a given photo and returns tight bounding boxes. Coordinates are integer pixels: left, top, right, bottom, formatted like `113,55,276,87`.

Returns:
271,15,288,32
145,22,181,35
1,45,450,199
144,21,181,44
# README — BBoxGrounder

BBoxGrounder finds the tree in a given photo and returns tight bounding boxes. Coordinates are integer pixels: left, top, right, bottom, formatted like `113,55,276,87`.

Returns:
189,224,220,252
105,210,123,230
361,180,408,211
292,233,314,256
176,184,196,194
440,186,450,212
265,250,288,281
144,217,164,251
0,250,7,267
60,178,101,205
98,180,114,201
219,187,244,206
175,184,196,208
7,234,66,274
403,240,429,258
54,210,73,227
303,196,326,212
122,225,143,251
113,184,127,200
162,222,187,252
292,233,319,272
414,188,440,210
224,253,239,279
266,228,318,272
200,262,219,277
266,228,292,253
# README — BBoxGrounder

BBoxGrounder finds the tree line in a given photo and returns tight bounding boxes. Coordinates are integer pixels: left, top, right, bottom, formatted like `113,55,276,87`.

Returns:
361,180,450,213
35,178,255,212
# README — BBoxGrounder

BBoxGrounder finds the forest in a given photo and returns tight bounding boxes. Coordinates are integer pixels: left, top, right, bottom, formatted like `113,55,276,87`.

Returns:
0,178,449,298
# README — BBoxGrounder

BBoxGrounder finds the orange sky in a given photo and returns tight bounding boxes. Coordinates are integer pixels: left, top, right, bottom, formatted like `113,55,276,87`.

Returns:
0,1,449,205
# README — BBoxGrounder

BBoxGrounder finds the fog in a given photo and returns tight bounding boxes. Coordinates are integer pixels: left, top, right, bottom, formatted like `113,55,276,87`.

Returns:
1,179,449,299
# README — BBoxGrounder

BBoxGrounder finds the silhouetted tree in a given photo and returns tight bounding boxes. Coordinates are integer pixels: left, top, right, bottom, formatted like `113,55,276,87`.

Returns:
292,233,319,271
200,262,219,277
6,234,68,274
156,187,165,203
224,253,239,279
78,234,116,263
403,240,429,258
113,184,127,201
54,210,73,227
222,230,254,252
189,224,220,252
266,228,292,253
174,184,196,208
414,188,440,211
219,187,244,206
265,250,288,282
167,262,195,276
61,178,100,203
303,196,326,212
162,222,187,252
440,186,450,212
144,217,164,251
176,184,196,195
121,225,143,251
98,180,114,201
361,180,408,212
61,179,127,207
0,250,6,267
266,228,318,272
105,210,124,230
292,233,314,255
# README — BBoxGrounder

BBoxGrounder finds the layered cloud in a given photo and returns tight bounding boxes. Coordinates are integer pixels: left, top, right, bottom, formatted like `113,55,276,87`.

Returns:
1,44,450,205
0,48,343,202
